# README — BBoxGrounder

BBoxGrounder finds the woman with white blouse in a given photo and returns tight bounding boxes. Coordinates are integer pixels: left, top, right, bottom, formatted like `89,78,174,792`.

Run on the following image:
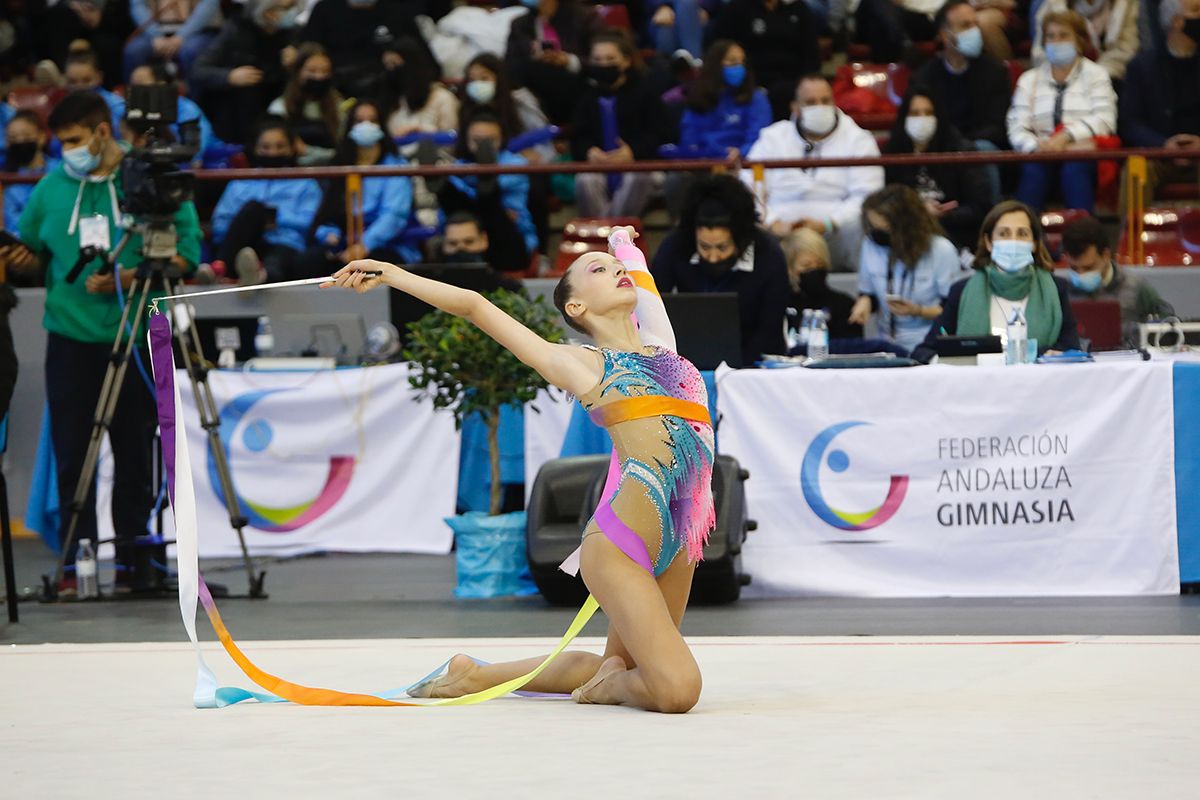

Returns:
1006,9,1117,213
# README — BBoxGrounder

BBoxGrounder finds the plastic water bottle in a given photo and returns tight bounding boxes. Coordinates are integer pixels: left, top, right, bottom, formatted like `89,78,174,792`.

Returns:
1006,307,1028,365
785,308,802,351
254,315,274,357
809,310,829,361
799,309,813,347
76,539,98,599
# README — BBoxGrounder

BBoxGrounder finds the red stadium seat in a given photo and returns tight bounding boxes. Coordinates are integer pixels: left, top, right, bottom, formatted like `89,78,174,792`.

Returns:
1002,59,1025,91
7,86,65,124
595,4,632,30
553,217,646,274
1040,208,1090,265
1116,208,1200,267
1158,183,1200,201
832,62,910,132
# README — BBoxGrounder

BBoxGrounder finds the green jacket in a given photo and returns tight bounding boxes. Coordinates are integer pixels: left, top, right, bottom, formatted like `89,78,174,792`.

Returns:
18,161,201,344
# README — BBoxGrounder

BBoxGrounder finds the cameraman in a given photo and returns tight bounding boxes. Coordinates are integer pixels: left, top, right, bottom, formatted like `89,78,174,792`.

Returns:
11,91,201,595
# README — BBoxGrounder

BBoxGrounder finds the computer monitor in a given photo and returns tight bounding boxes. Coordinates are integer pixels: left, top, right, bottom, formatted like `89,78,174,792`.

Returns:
661,292,743,370
389,263,502,344
193,316,259,364
1070,299,1123,351
932,334,1004,358
273,313,368,363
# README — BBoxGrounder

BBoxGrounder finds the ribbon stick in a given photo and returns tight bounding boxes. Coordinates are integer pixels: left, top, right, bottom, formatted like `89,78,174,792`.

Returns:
148,271,385,314
149,310,599,708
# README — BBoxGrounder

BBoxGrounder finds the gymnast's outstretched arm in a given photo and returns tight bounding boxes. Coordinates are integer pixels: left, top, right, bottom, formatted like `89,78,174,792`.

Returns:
322,260,600,398
609,227,677,352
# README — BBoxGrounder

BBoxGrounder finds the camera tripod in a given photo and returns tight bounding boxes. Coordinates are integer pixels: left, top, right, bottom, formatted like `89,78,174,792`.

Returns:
44,228,266,601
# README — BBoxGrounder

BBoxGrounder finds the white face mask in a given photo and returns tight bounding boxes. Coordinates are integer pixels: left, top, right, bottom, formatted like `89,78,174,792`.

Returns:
465,80,497,105
798,104,836,136
904,115,937,144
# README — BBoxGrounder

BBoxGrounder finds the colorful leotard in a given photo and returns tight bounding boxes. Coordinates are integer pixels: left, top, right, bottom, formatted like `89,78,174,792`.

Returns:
568,238,716,577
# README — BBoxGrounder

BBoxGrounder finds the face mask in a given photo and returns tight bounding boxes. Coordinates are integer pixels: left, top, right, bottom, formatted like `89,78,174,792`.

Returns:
990,239,1035,273
349,120,384,147
1069,268,1103,292
797,269,827,295
253,153,295,168
1183,18,1200,44
5,141,39,170
63,136,101,175
799,104,836,137
302,77,333,97
465,80,496,104
277,8,300,29
904,115,937,144
955,26,984,59
445,250,487,264
586,64,622,92
867,227,892,248
1045,41,1077,67
386,65,406,91
700,254,739,279
722,64,747,88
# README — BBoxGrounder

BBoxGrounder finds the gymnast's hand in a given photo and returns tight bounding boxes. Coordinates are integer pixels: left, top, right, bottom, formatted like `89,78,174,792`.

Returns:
321,259,398,293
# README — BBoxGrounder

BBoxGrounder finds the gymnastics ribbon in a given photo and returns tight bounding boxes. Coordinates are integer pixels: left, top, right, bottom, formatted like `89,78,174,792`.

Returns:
148,311,599,708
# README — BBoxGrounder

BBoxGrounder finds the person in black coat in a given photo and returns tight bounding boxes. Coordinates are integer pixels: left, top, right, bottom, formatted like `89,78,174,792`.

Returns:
650,174,789,365
506,0,599,125
705,0,820,120
779,227,863,341
190,0,296,145
883,87,991,251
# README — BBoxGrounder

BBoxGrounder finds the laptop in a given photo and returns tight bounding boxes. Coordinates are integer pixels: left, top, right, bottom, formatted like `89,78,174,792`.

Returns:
661,292,743,370
193,316,259,364
389,263,502,343
274,313,367,363
1070,299,1123,350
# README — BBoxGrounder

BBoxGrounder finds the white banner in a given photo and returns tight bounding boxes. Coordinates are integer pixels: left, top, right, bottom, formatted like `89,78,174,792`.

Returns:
523,387,576,502
176,363,459,558
717,362,1180,597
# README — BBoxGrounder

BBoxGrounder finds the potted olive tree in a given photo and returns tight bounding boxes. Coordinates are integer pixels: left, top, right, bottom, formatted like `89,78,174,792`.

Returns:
404,288,564,597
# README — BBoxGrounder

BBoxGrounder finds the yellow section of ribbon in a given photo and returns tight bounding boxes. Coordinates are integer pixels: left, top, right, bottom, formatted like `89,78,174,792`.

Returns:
589,396,712,428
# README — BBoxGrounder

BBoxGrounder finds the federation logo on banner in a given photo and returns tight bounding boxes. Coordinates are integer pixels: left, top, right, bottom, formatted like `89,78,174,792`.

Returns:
800,421,909,532
207,389,356,533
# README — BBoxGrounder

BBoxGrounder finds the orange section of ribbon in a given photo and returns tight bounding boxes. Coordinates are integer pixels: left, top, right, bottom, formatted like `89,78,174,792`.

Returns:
588,396,711,428
630,271,660,297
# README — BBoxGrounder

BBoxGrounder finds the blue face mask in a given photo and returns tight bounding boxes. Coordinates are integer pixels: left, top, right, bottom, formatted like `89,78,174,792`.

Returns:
349,120,384,147
1045,40,1077,67
955,26,984,59
1069,268,1103,292
722,64,747,88
991,239,1035,273
62,136,101,176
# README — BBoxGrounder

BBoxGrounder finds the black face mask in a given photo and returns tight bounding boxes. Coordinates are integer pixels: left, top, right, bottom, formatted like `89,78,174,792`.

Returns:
253,154,296,168
5,141,38,170
386,65,406,92
586,64,623,92
445,250,487,264
868,227,892,248
700,254,739,280
302,77,333,97
797,269,828,296
1183,18,1200,44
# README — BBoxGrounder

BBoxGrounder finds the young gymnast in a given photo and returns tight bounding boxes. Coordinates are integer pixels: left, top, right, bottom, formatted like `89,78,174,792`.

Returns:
324,226,715,713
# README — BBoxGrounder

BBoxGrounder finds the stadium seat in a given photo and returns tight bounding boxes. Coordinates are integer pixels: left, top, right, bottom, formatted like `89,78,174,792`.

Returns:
832,62,910,131
1040,208,1090,265
7,86,65,124
595,4,632,30
1116,208,1200,267
1002,59,1025,91
554,216,646,274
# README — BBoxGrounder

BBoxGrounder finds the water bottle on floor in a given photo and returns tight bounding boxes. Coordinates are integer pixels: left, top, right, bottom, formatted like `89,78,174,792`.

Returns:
76,539,98,599
1005,308,1028,365
254,315,274,357
809,310,829,361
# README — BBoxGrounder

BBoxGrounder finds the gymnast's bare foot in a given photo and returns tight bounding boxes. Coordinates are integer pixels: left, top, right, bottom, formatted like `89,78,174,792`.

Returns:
406,654,479,698
571,656,626,705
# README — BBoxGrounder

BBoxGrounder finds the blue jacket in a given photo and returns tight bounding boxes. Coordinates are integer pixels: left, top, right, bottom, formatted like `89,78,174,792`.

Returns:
212,177,323,252
447,151,537,254
4,159,58,233
314,153,414,252
679,89,772,157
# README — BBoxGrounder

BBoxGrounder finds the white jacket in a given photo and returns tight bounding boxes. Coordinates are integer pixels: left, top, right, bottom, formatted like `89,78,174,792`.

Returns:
1006,58,1117,153
744,111,884,229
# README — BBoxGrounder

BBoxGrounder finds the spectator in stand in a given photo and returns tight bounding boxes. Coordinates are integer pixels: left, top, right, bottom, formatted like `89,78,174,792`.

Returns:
848,185,961,353
436,212,527,294
128,61,217,166
63,48,125,134
570,29,668,219
883,87,991,251
706,0,820,120
744,74,884,272
3,112,58,236
384,36,459,139
1007,10,1116,213
123,0,221,82
648,0,712,62
190,0,297,146
914,199,1081,361
1120,0,1200,202
32,0,132,88
211,117,322,285
913,0,1011,202
853,0,942,63
1062,215,1172,346
780,227,864,342
301,99,415,277
268,43,346,165
433,109,536,273
1031,0,1140,83
651,174,789,365
678,40,772,160
506,0,598,125
300,0,439,98
460,52,555,164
